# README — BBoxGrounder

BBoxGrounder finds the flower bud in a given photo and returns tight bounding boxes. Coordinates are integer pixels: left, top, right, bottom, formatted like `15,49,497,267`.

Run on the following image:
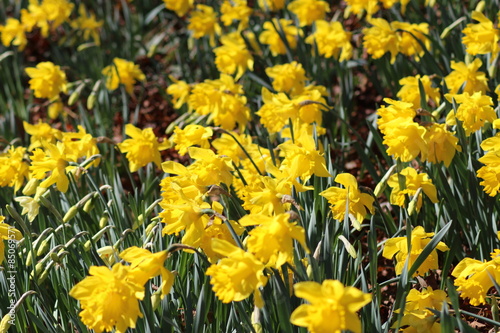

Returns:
22,178,40,196
63,206,79,223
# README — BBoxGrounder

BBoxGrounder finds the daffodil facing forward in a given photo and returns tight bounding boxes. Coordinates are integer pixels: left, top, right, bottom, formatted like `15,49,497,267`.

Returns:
69,264,145,333
117,124,171,172
290,279,371,333
205,239,268,308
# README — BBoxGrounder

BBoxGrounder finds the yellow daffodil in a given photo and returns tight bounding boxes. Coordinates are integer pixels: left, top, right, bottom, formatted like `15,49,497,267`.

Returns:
0,146,29,192
239,213,310,267
61,126,100,167
259,19,302,56
424,123,461,167
265,61,308,95
69,264,145,333
241,175,292,215
188,74,250,131
212,131,270,171
344,0,379,18
23,120,62,150
376,98,417,132
102,58,145,94
163,0,194,17
70,4,103,45
445,91,497,136
363,18,399,63
462,11,500,56
30,141,75,193
278,129,332,182
166,76,191,110
444,58,488,95
287,0,330,27
159,198,214,248
387,167,438,212
392,22,430,61
0,18,28,50
119,246,175,298
0,216,22,263
382,226,449,276
187,5,220,46
171,124,213,156
117,124,170,172
452,249,500,305
198,219,244,263
305,20,353,61
214,32,254,80
257,88,299,134
258,0,286,11
38,0,74,30
320,173,374,227
398,287,449,333
25,61,68,100
220,0,252,31
290,279,371,333
477,133,500,196
205,239,268,308
382,118,428,162
397,75,440,109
